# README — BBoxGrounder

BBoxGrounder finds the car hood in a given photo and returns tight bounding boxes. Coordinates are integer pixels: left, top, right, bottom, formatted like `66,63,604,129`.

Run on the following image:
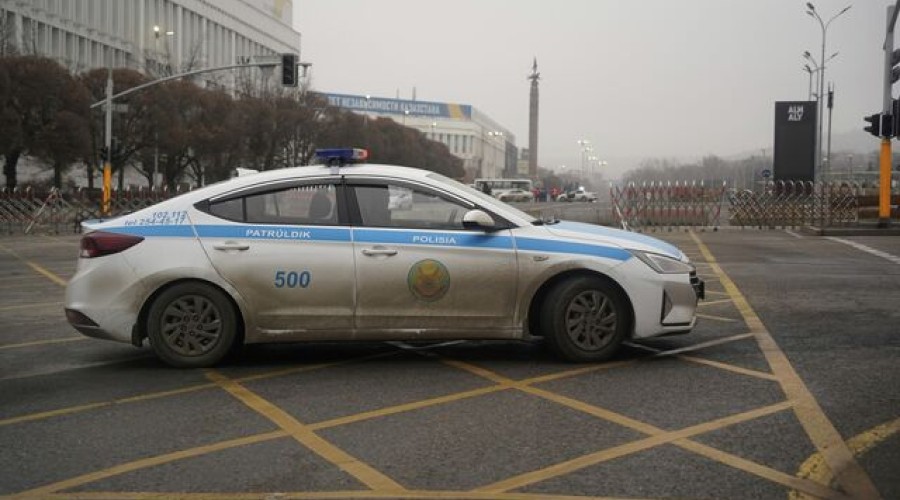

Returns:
544,221,686,260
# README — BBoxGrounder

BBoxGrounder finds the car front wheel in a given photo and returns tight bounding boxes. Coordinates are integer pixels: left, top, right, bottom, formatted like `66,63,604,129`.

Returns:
146,282,240,368
540,276,629,362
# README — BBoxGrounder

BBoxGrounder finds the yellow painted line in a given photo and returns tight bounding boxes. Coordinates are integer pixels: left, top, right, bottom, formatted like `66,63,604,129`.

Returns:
648,332,755,357
33,491,635,500
14,431,287,497
309,384,509,431
697,298,733,307
791,417,900,500
0,301,64,312
696,312,739,323
676,354,778,382
0,336,86,351
0,243,68,287
22,262,67,286
0,383,216,427
689,230,882,500
205,370,404,492
678,439,850,500
628,343,778,382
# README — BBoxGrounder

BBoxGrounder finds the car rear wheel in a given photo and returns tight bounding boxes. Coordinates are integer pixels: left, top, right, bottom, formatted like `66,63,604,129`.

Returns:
541,276,628,362
146,282,239,368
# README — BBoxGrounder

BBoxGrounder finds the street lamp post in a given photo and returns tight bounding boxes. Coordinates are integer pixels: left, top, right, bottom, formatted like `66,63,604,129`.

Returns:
803,64,815,101
805,2,852,182
152,25,175,187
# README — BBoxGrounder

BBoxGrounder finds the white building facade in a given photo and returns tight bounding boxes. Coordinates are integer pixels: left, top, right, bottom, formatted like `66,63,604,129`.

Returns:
0,0,300,78
320,92,518,181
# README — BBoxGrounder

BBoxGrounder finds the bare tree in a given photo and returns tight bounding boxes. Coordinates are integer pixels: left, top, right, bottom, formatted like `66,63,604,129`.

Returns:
0,56,85,189
0,14,19,57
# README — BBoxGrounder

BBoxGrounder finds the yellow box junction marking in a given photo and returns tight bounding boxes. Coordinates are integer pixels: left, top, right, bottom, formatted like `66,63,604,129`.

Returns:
205,370,405,492
444,358,842,499
688,230,882,500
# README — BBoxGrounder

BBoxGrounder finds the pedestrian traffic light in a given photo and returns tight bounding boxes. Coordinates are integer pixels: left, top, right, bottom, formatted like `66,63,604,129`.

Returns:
99,146,109,162
864,113,882,137
281,53,297,87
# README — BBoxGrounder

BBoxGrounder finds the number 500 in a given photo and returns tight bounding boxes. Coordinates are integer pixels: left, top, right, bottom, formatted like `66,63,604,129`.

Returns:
274,271,311,288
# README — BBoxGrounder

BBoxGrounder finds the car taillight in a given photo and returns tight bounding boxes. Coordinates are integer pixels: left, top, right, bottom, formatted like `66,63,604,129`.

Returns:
80,231,144,258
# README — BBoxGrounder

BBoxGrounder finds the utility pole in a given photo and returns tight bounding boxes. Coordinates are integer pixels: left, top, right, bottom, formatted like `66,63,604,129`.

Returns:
103,67,112,215
826,83,834,179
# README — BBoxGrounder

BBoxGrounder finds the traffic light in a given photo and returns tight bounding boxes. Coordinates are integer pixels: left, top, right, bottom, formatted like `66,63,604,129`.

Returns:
281,53,297,87
99,146,109,162
864,113,881,137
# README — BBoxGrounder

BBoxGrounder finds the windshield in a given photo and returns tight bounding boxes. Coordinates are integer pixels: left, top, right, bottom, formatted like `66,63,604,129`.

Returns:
425,173,538,223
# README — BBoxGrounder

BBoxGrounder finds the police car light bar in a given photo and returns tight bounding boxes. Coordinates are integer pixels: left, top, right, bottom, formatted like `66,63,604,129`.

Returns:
314,148,369,165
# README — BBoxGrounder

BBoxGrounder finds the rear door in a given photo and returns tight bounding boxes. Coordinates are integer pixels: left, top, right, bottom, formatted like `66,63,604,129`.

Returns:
195,179,356,335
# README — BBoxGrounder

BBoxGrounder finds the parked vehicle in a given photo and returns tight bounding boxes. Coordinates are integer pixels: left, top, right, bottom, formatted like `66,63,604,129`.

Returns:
65,149,702,368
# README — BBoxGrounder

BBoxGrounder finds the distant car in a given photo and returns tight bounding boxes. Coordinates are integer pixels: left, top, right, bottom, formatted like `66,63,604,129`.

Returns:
558,188,597,202
65,148,702,368
496,188,534,203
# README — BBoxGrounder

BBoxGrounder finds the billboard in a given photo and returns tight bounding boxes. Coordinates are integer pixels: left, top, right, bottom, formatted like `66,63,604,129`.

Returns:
773,101,817,182
319,93,473,120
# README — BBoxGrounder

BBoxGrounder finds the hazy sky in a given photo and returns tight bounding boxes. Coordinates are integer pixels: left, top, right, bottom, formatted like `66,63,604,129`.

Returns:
295,0,886,176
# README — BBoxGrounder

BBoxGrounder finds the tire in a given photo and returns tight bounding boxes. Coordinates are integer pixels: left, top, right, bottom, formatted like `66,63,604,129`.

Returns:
146,282,240,368
540,276,629,362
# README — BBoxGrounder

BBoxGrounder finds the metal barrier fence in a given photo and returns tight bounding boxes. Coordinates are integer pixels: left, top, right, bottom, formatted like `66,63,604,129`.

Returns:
728,181,859,229
0,186,185,234
609,180,871,231
610,181,727,231
0,181,886,235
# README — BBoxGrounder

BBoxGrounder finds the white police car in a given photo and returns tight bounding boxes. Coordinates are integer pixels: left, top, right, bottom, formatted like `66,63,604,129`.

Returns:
65,149,703,368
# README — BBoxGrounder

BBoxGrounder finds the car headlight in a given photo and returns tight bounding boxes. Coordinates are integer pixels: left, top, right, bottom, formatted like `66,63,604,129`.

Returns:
630,250,694,274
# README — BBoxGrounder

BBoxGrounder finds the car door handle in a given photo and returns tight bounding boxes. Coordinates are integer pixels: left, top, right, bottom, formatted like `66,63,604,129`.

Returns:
362,247,398,257
213,241,250,251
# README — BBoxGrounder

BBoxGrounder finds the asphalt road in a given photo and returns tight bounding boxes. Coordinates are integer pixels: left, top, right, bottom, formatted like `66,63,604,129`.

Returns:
0,227,897,500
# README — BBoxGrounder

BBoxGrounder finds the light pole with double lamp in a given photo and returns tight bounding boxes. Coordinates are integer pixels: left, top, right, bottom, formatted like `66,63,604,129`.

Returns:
805,2,851,182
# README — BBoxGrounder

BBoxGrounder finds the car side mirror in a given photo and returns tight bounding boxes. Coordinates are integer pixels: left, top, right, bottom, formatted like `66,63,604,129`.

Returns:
462,209,496,231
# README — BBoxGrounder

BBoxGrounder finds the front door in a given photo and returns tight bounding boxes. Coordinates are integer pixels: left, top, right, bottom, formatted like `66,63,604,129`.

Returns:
348,180,518,337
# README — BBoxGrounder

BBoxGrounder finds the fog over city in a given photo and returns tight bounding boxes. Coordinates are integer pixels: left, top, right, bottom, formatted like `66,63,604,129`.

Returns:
296,0,886,178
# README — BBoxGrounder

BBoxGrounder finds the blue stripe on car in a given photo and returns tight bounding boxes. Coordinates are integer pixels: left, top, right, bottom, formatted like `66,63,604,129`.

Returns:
516,237,631,261
101,224,629,261
353,229,513,249
553,221,682,258
195,225,351,242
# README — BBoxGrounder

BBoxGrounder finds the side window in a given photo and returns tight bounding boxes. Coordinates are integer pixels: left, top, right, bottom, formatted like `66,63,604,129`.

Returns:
354,184,469,230
209,197,243,221
208,183,337,225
